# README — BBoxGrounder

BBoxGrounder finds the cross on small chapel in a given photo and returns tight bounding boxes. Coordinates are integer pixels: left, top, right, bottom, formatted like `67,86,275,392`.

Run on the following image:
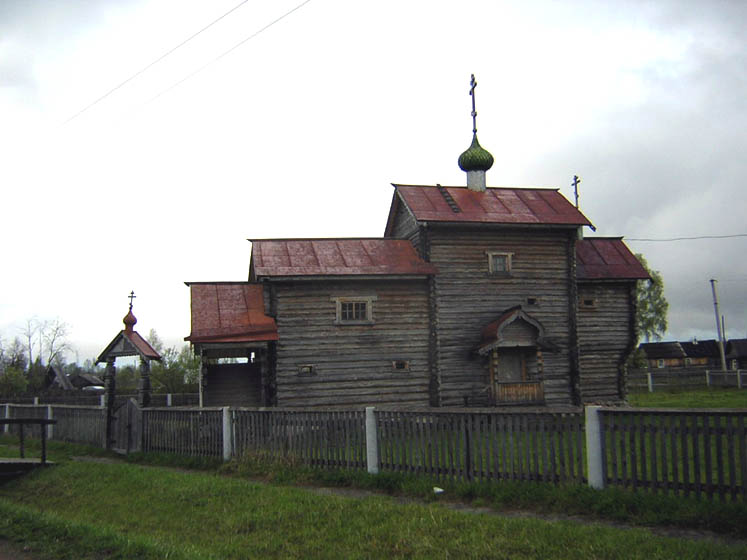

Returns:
128,290,136,310
572,175,581,208
469,74,478,134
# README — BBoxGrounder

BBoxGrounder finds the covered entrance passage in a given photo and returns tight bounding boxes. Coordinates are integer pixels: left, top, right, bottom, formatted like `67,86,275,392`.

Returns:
185,282,278,407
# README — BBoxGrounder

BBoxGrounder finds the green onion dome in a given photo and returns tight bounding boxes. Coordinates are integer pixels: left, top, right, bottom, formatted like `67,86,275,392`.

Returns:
458,134,494,172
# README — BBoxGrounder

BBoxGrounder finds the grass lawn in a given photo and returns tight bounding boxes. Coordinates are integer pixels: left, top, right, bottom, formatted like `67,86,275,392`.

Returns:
1,459,747,559
628,388,747,409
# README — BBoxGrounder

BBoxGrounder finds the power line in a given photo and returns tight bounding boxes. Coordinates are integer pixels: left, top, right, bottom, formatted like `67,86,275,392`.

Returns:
145,0,313,106
626,234,747,242
63,0,251,125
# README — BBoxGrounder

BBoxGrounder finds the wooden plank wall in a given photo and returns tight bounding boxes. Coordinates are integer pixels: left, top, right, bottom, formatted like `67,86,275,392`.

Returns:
204,364,262,407
273,280,431,407
427,228,575,406
388,197,421,255
577,282,634,403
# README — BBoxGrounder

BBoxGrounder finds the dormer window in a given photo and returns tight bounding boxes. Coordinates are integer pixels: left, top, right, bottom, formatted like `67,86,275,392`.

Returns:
487,252,513,276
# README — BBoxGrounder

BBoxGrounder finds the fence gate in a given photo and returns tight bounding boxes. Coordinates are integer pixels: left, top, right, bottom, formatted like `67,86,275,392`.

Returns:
111,398,142,454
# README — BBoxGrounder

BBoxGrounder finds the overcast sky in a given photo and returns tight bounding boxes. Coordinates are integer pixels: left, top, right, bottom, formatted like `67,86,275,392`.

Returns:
1,0,745,363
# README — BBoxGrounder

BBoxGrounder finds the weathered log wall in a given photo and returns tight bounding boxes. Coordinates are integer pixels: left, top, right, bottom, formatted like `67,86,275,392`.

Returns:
427,227,575,407
272,279,431,407
577,282,634,403
204,363,262,407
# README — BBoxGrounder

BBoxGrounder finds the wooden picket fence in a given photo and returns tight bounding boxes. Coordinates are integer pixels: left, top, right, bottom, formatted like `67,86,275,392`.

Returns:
375,409,585,484
232,409,367,469
3,402,746,503
597,408,746,502
141,407,223,458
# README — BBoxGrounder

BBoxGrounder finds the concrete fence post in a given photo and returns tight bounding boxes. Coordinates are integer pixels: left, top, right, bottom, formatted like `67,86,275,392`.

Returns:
646,371,653,393
33,397,39,405
738,370,743,390
167,394,173,407
706,370,712,387
3,404,9,434
365,406,379,474
585,405,605,490
99,395,105,407
47,405,54,440
222,407,233,461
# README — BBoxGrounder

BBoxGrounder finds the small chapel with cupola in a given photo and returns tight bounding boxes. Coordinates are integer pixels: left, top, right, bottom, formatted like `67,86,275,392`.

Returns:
185,76,649,409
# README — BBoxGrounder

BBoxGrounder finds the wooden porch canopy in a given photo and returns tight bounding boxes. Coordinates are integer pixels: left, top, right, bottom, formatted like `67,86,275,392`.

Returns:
475,306,556,356
185,282,277,357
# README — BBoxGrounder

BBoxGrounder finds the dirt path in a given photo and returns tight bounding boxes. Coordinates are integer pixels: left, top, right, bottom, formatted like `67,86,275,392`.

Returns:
0,540,38,560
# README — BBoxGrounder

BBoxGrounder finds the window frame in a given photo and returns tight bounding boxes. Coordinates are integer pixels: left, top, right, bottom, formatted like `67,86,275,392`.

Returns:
487,251,513,276
331,295,377,325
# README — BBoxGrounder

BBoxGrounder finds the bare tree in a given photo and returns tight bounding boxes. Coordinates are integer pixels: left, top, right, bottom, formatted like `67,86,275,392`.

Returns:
20,318,39,371
43,318,71,366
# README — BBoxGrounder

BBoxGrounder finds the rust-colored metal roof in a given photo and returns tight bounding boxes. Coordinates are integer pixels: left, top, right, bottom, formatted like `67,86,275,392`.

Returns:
250,238,438,278
576,238,650,281
185,283,278,344
392,185,593,227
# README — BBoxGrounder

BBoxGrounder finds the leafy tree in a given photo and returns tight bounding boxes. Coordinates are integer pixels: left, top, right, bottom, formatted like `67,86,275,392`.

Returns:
1,337,27,372
0,366,29,397
147,330,200,393
634,253,669,343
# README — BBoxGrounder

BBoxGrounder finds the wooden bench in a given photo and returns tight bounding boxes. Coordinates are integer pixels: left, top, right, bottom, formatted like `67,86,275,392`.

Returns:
1,418,57,465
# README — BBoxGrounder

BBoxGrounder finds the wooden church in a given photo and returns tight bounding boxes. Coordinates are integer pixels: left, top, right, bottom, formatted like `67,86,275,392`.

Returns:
186,77,649,409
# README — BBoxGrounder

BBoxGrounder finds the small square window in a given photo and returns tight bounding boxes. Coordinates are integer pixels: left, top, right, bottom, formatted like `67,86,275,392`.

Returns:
526,297,539,306
487,252,513,276
297,365,316,376
392,360,410,371
580,297,597,309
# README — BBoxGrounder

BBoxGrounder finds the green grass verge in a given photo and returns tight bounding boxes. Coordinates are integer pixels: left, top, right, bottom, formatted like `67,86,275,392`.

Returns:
221,450,747,538
628,388,747,409
0,500,196,559
1,460,746,559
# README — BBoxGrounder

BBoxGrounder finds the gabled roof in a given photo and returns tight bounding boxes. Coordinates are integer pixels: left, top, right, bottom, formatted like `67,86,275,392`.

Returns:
46,365,74,391
680,339,721,359
576,238,650,281
249,238,438,278
96,329,161,364
385,185,593,234
639,342,686,360
726,339,747,359
185,282,278,344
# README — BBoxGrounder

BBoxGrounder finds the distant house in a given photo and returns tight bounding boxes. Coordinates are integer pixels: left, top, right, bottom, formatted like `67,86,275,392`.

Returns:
726,339,747,370
639,342,686,369
45,365,75,391
680,339,722,367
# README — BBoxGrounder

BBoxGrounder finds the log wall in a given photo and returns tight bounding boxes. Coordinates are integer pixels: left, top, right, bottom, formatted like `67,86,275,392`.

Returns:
577,282,634,403
427,228,575,407
272,279,431,407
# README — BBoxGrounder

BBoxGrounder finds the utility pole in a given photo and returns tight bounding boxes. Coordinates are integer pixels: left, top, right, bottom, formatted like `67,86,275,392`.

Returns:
710,279,728,372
